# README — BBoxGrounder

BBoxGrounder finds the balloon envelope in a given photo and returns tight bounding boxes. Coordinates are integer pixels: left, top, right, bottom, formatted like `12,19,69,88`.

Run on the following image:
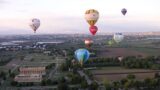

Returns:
29,18,40,33
108,40,114,46
84,39,93,48
121,8,127,16
85,9,99,26
89,26,98,35
113,33,124,43
75,49,90,65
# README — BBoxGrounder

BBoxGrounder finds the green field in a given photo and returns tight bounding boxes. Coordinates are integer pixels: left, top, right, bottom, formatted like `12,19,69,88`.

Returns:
21,53,56,67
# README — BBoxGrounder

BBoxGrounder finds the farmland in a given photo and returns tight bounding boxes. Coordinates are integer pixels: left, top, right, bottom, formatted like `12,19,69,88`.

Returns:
91,67,160,82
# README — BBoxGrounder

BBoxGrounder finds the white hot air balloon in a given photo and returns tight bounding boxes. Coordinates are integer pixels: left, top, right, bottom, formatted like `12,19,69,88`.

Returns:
29,18,40,33
113,33,124,43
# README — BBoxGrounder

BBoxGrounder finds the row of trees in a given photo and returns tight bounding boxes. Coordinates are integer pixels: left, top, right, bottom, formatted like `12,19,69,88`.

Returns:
103,73,160,90
121,56,160,69
0,56,13,66
72,56,160,70
85,57,120,67
10,76,75,90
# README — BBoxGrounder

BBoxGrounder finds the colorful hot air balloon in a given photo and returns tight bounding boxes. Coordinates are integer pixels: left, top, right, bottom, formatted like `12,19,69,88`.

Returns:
113,33,124,43
85,9,99,26
29,18,40,33
84,39,93,48
75,49,90,66
89,26,98,35
121,8,127,16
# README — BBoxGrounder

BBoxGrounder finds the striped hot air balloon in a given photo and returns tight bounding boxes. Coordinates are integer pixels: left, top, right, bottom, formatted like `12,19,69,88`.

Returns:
85,9,99,26
75,49,90,66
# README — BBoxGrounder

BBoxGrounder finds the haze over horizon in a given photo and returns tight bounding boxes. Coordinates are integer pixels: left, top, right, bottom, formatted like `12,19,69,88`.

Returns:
0,0,160,35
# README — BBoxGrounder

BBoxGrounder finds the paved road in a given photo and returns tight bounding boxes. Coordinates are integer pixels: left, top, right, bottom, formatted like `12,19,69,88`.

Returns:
48,57,65,79
48,64,58,79
78,70,93,85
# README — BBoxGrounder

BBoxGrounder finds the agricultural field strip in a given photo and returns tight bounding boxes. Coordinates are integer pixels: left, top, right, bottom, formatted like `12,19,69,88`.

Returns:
92,70,160,75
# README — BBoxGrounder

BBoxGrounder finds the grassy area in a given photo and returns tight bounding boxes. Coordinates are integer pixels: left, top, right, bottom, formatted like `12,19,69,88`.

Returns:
91,67,157,82
0,66,10,72
21,53,56,67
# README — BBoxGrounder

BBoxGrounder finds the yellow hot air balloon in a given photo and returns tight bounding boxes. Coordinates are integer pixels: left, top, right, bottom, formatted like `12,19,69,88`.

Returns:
85,9,99,26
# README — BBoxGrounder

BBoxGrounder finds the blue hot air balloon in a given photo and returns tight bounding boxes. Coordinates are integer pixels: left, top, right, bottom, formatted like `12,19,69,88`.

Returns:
75,49,90,66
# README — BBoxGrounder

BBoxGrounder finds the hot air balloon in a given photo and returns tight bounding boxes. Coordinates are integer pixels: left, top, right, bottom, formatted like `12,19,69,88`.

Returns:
29,18,40,33
89,26,98,35
107,40,114,46
75,49,90,66
84,39,93,48
121,8,127,16
113,33,124,43
85,9,99,26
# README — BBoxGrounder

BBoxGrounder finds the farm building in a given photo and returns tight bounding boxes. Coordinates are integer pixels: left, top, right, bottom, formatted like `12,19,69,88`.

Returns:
14,74,42,83
19,66,46,75
14,66,46,83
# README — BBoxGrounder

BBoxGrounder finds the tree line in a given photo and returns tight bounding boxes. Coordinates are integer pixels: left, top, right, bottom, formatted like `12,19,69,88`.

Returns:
103,73,160,90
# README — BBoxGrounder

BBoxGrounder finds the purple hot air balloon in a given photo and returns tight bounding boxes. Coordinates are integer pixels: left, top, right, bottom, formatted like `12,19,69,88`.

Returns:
121,8,127,16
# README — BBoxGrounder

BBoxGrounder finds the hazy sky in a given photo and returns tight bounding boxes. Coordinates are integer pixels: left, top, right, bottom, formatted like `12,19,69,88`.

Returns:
0,0,160,34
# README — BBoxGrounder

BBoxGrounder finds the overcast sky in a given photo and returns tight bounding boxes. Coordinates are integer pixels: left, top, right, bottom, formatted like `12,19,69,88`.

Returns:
0,0,160,35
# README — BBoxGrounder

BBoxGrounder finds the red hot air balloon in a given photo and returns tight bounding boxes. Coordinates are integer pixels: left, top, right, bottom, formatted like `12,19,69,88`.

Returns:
89,26,98,35
84,39,93,48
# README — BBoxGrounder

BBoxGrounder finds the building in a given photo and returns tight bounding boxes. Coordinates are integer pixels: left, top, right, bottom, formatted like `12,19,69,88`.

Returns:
14,67,46,83
14,74,42,83
19,67,46,75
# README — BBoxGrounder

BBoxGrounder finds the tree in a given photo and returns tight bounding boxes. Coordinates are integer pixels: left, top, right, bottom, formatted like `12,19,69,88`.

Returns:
127,74,136,80
46,79,52,85
9,73,15,78
154,73,160,79
41,79,46,86
144,78,156,89
57,82,69,90
10,81,18,86
124,81,131,90
134,80,143,90
112,81,121,90
80,80,88,89
89,81,98,90
8,69,11,74
60,63,68,71
0,71,6,78
103,80,112,90
120,78,128,86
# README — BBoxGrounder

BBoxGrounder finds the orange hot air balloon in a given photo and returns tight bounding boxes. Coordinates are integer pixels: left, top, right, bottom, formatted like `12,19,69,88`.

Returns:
84,39,93,48
89,26,98,35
